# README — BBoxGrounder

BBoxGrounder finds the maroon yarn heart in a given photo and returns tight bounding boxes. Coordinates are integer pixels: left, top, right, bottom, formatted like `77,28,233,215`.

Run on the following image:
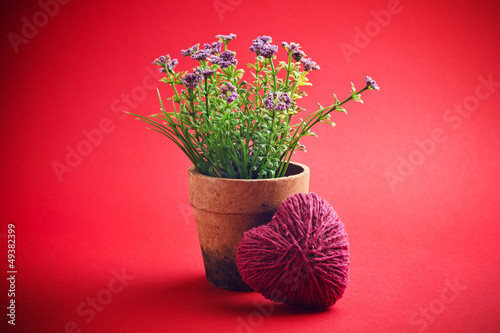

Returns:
236,192,349,309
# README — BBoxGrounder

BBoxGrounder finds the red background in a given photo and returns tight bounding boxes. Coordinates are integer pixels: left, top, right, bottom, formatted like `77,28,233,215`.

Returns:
2,0,500,332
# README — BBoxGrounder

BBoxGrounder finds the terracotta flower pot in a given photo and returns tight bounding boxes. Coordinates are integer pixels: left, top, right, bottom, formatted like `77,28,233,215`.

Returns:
188,162,310,291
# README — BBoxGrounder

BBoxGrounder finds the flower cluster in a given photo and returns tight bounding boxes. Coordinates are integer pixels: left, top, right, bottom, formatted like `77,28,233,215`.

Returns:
216,33,237,43
190,42,222,61
206,42,222,54
300,57,320,71
365,76,380,91
219,82,238,103
195,67,216,78
182,73,201,90
250,36,278,58
264,92,292,112
281,42,305,62
152,54,178,73
134,33,379,179
210,50,238,69
181,44,199,57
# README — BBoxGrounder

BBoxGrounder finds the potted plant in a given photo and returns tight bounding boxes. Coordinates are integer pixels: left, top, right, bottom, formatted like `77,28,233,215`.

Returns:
129,33,379,291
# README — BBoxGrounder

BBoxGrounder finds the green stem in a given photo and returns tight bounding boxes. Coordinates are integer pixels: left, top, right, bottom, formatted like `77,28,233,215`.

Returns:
284,52,292,90
204,79,210,116
167,71,181,101
278,85,369,176
189,93,196,115
269,58,278,90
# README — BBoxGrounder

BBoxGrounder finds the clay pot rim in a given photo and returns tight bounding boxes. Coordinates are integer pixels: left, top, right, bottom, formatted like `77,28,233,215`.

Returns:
188,161,310,183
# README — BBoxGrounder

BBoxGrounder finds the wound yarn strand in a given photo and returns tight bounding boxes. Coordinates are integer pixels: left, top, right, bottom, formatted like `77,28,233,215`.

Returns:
236,192,350,310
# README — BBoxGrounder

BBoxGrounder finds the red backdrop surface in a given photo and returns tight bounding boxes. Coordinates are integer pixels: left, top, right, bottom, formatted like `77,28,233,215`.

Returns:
1,0,500,332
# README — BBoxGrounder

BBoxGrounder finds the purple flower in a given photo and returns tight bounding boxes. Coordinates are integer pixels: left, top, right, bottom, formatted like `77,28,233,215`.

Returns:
257,36,271,43
260,44,278,58
300,57,320,71
166,58,178,72
210,50,238,69
264,91,292,111
190,41,223,61
191,49,211,61
152,54,178,72
195,66,216,78
250,36,278,58
281,42,305,61
281,42,305,62
182,73,201,90
292,50,305,62
181,44,200,57
281,41,298,52
152,55,168,66
365,76,380,91
215,33,237,43
219,82,238,103
204,41,222,55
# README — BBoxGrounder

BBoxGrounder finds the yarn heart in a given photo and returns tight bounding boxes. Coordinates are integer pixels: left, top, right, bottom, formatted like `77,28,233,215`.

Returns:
236,192,349,309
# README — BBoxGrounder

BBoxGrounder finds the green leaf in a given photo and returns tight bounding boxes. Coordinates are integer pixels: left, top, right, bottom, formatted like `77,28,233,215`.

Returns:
350,83,363,103
334,104,347,113
352,93,363,104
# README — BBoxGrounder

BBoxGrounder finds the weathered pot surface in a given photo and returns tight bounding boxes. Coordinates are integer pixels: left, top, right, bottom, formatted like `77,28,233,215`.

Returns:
188,162,310,291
